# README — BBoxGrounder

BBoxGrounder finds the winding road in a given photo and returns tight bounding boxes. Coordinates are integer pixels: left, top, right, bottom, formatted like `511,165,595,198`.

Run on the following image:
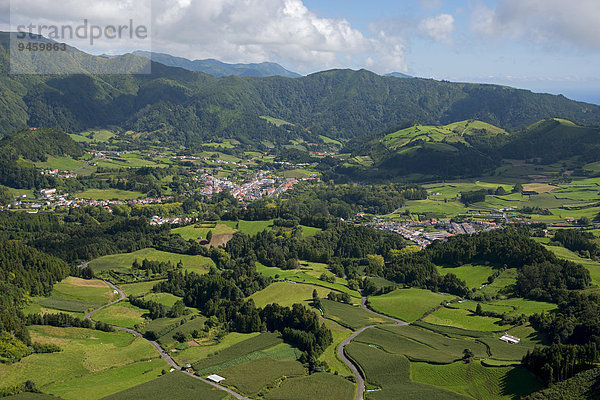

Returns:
336,294,408,400
85,280,250,400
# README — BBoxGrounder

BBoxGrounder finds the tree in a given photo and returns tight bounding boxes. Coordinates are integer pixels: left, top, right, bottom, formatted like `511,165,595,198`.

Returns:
476,303,482,315
206,230,213,243
513,183,524,193
463,348,474,363
495,186,507,196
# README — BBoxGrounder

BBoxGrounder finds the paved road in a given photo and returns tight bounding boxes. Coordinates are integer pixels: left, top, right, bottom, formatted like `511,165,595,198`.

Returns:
336,294,408,400
85,280,250,400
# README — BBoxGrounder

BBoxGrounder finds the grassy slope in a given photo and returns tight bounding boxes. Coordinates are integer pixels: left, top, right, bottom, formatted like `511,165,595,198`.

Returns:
368,288,455,323
101,371,228,400
89,248,214,274
0,326,168,400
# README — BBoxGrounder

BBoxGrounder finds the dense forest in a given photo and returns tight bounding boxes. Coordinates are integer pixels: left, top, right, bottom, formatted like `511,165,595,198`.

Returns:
2,33,600,144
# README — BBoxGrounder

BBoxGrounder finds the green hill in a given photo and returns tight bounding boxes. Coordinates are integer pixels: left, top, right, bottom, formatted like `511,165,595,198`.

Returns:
500,118,600,163
0,128,84,162
1,32,600,145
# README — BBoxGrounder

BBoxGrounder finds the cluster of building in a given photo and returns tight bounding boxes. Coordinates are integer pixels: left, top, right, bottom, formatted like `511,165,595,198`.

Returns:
41,169,78,179
2,188,172,212
368,218,501,248
197,170,314,202
149,216,194,226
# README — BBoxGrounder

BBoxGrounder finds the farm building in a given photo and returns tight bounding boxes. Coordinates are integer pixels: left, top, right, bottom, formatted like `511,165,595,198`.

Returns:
207,374,226,383
499,333,521,344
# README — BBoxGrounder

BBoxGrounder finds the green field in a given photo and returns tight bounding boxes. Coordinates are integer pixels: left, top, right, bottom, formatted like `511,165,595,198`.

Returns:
423,306,508,332
142,292,181,307
102,372,229,400
345,341,468,399
218,357,305,396
454,298,557,316
318,318,352,375
479,268,517,296
157,316,207,348
27,278,116,314
192,332,283,375
121,281,164,297
89,248,214,274
172,223,236,240
78,189,143,201
93,302,147,329
321,299,390,330
368,288,455,323
353,325,489,364
255,263,360,298
0,326,167,400
265,372,355,400
249,282,336,308
34,156,84,171
543,244,600,286
174,332,261,366
411,361,543,399
436,264,495,289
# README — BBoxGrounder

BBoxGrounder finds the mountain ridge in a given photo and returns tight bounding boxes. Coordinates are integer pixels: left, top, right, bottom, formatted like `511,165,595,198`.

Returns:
132,50,301,78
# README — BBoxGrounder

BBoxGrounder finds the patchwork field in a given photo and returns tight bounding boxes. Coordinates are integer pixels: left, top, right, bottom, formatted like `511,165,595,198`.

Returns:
436,264,495,289
255,263,360,299
265,372,355,400
422,306,508,332
368,288,455,323
218,357,305,396
93,302,147,329
411,361,543,399
26,277,116,314
321,299,390,330
102,372,229,400
89,248,214,274
0,326,168,400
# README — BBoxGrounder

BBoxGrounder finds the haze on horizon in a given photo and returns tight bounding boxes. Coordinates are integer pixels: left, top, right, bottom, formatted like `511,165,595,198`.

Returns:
2,0,599,105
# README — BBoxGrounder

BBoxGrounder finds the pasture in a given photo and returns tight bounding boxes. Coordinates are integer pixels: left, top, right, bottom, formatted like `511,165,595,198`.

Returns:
345,342,467,400
218,357,305,396
30,277,115,314
411,361,543,399
121,280,164,297
93,302,147,329
255,263,360,298
173,332,261,366
77,189,143,201
265,372,355,400
368,288,455,323
89,248,214,274
249,282,334,308
353,325,488,364
102,372,229,400
422,306,507,332
318,318,353,375
436,264,495,289
192,332,283,375
0,326,167,400
321,299,390,330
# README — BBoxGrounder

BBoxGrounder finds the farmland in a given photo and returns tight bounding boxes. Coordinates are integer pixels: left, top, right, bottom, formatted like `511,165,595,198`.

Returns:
265,373,355,400
321,299,390,330
218,357,305,395
93,302,147,329
89,248,214,275
27,277,116,314
103,372,229,400
0,326,167,400
368,288,455,323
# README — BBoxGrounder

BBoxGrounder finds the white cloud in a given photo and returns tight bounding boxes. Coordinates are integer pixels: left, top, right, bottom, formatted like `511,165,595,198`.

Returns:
471,0,600,51
2,0,409,74
149,0,407,74
418,13,455,43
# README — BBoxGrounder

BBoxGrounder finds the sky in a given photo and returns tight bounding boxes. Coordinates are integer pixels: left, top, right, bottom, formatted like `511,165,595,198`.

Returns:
2,0,600,104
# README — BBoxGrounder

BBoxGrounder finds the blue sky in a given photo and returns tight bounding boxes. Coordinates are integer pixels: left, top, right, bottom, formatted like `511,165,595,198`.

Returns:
4,0,599,104
302,0,600,104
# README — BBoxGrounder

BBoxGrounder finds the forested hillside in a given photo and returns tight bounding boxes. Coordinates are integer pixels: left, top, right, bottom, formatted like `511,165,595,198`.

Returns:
1,32,599,145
